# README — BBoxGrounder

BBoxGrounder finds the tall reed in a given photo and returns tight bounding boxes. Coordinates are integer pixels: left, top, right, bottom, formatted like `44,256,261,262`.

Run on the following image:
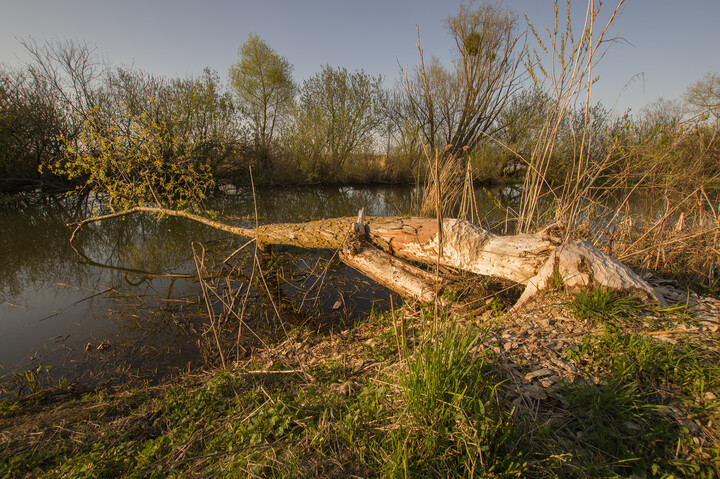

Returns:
516,0,719,286
518,0,625,237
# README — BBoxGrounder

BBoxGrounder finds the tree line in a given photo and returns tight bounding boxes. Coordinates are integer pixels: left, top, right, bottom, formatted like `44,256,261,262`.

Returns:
1,1,718,202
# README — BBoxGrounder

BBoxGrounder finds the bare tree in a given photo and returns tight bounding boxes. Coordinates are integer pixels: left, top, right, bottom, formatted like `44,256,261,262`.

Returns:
21,38,108,138
684,72,720,125
402,1,522,158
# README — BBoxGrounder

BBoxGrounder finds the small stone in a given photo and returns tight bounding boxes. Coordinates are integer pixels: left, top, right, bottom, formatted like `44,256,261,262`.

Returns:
549,358,577,374
624,421,640,431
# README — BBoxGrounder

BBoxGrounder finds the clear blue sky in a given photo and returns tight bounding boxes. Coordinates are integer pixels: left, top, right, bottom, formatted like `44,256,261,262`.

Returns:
1,0,718,115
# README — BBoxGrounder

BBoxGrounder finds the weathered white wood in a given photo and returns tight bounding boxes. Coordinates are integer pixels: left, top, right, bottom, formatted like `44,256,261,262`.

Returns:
340,234,443,304
372,218,556,284
515,239,667,308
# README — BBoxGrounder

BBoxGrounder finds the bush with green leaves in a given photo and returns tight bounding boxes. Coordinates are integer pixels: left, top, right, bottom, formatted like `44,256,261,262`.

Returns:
55,107,215,211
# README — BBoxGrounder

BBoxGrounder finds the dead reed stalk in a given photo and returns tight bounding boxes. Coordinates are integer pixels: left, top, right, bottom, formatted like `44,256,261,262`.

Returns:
419,146,478,221
518,0,625,236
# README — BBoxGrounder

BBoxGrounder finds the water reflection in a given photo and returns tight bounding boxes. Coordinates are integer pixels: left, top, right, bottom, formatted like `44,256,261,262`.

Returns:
213,184,419,223
11,183,684,389
0,186,435,389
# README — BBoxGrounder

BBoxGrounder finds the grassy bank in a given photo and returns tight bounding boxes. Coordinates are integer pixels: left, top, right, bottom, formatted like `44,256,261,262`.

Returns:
2,285,719,478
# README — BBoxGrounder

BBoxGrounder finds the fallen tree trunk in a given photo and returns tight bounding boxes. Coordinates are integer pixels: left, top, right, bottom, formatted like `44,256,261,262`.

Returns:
339,230,445,304
69,206,666,308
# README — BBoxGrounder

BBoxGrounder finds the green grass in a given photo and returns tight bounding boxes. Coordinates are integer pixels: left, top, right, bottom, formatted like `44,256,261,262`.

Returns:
556,329,720,477
556,379,676,476
568,329,720,399
569,286,644,324
394,323,525,477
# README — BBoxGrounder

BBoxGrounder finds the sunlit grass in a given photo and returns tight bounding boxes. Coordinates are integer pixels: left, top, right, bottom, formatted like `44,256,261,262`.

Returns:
569,286,644,324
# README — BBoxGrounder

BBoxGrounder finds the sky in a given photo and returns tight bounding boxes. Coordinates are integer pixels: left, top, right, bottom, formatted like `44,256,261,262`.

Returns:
1,0,718,115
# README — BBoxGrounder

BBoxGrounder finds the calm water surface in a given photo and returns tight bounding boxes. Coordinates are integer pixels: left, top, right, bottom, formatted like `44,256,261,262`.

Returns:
0,185,515,388
2,183,693,389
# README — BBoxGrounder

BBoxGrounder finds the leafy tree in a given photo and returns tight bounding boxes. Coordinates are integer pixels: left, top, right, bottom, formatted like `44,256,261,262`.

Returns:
102,67,236,176
229,34,295,170
292,65,387,181
55,108,214,212
155,68,236,173
684,72,720,124
3,39,238,196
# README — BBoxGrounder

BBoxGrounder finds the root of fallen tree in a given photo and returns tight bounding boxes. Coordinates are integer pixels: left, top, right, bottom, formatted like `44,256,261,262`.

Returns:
69,206,667,310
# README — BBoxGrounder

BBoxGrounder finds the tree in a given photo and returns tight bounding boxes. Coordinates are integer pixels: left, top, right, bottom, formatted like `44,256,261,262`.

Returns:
71,207,667,311
292,65,387,181
21,38,108,140
637,97,685,141
229,34,295,169
684,72,720,125
156,68,236,173
493,88,548,175
55,108,214,212
98,67,237,181
0,65,66,191
401,1,522,158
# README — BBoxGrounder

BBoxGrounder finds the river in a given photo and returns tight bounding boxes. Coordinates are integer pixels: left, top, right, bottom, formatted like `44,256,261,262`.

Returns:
1,185,519,390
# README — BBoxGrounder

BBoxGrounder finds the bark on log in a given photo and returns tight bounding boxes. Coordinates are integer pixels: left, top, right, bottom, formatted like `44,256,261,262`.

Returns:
69,206,666,308
339,230,444,304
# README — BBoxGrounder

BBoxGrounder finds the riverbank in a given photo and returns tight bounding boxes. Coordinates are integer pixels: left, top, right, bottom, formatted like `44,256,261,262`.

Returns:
2,280,719,477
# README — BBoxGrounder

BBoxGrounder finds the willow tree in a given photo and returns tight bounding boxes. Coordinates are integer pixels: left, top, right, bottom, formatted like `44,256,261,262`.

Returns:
402,1,522,158
291,65,387,182
229,34,295,171
56,109,215,212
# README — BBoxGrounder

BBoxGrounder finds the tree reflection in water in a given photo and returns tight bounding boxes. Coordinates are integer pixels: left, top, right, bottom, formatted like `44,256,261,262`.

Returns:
4,185,509,390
